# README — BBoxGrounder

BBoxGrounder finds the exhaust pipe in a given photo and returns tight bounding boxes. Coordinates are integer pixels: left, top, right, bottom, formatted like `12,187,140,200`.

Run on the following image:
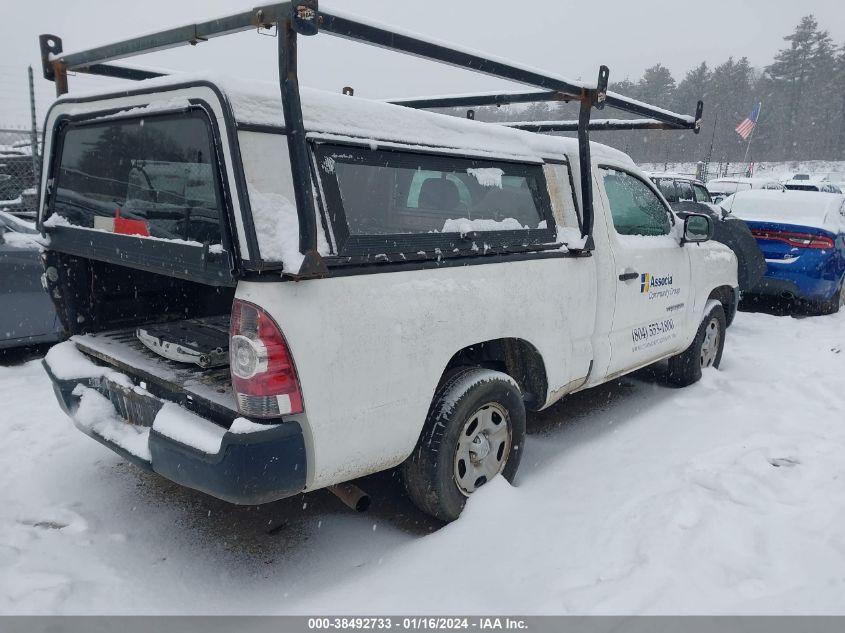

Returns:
328,483,371,512
780,291,794,300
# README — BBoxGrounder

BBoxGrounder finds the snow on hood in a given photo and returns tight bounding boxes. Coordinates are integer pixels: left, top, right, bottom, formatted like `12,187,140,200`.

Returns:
53,72,633,166
721,190,845,233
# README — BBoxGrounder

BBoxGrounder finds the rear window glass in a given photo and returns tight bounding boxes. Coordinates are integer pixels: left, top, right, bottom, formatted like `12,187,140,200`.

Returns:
693,184,711,202
655,179,677,203
676,180,695,202
315,144,554,257
50,111,224,246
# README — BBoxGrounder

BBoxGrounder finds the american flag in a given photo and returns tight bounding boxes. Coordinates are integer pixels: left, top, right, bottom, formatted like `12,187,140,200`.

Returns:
735,102,761,140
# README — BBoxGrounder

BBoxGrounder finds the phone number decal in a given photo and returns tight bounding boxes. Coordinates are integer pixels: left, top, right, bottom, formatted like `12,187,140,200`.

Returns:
632,318,675,344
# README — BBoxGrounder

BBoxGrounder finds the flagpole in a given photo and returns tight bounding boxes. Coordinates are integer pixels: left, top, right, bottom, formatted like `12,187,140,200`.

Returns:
742,101,762,176
704,110,718,182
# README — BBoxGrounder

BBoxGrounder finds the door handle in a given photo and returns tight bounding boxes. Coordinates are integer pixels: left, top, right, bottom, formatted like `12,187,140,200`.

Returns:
618,271,639,282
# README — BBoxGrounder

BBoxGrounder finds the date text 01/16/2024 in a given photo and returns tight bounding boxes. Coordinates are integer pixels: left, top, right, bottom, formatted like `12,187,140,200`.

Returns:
307,617,528,629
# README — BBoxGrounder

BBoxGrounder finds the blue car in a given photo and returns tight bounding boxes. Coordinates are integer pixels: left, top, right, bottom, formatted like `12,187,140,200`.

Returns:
721,190,845,314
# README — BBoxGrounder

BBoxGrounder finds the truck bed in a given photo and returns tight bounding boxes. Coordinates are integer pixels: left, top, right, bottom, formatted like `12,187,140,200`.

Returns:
72,322,236,420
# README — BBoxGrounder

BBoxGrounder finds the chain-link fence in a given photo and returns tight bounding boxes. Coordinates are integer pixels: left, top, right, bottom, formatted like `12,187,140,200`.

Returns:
1,64,43,219
0,128,39,217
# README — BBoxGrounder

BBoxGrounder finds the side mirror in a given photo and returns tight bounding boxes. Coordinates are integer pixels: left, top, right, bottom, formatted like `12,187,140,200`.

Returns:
683,213,713,244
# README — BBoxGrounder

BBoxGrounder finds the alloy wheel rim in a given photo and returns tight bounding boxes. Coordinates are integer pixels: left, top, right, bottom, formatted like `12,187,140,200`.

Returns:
454,402,512,496
700,317,721,368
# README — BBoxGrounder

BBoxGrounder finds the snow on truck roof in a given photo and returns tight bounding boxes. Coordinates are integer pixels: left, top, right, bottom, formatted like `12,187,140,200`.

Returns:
54,72,633,166
722,190,845,233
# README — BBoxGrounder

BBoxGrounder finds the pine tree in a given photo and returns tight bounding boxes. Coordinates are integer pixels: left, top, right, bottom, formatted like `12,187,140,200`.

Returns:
637,64,676,108
836,44,845,160
766,15,825,158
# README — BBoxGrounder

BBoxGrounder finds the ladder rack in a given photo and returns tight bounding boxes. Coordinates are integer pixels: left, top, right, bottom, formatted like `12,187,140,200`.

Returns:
40,1,703,276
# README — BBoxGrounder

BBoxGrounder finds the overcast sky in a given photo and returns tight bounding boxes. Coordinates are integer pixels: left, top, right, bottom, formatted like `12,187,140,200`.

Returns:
1,0,844,127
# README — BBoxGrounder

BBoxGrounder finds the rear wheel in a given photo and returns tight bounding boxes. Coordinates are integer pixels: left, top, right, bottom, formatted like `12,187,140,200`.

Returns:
811,282,843,315
402,367,526,522
667,303,726,387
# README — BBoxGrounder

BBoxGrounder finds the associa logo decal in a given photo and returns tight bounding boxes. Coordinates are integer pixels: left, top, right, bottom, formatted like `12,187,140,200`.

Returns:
640,272,680,300
640,273,673,293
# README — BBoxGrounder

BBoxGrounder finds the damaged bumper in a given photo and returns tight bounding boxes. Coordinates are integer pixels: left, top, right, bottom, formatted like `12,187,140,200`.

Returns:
43,343,307,505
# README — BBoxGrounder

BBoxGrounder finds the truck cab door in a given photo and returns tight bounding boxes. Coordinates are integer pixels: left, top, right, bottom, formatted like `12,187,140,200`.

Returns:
598,166,693,376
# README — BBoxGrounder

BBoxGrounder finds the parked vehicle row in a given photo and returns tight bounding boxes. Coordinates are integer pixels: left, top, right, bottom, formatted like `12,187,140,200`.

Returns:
706,177,784,204
646,171,845,312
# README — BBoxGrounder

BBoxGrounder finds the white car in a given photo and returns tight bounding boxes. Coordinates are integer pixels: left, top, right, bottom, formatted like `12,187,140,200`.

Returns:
707,177,784,204
783,179,842,193
37,7,738,522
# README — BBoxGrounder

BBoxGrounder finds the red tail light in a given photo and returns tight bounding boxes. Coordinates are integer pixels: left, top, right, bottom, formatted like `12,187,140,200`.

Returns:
751,229,834,250
230,299,303,418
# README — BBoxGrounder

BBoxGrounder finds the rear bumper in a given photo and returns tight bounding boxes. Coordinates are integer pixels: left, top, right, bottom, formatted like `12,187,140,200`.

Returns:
748,267,839,302
747,223,844,302
43,349,307,505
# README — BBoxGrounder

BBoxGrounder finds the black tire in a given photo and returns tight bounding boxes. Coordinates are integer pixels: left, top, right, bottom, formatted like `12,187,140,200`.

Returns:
402,367,526,522
667,303,726,387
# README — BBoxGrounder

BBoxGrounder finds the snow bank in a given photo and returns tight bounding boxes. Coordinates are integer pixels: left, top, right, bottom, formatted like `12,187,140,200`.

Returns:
152,403,225,455
44,341,129,385
466,167,504,188
228,417,276,434
67,97,192,121
72,386,151,462
441,218,527,234
247,186,303,272
2,230,44,250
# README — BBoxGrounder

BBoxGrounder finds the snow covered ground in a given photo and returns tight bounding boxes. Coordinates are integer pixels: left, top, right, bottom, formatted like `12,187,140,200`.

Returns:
1,308,844,615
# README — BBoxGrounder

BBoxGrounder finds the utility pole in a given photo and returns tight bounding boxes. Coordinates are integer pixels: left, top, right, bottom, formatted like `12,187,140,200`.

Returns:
28,66,40,196
703,110,718,182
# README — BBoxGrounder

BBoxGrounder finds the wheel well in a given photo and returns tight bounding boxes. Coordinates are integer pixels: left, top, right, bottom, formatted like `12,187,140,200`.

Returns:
708,285,737,327
442,338,548,411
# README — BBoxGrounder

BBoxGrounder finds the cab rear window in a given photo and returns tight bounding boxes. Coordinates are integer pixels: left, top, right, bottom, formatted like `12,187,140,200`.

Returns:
314,144,555,257
49,111,224,247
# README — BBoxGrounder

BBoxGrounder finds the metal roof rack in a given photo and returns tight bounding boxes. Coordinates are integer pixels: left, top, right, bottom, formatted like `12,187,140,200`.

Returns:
39,1,703,277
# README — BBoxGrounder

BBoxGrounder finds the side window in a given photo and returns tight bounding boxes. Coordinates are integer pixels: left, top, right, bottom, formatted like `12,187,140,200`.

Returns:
601,168,672,237
655,179,677,203
693,184,711,202
315,144,554,256
676,180,695,202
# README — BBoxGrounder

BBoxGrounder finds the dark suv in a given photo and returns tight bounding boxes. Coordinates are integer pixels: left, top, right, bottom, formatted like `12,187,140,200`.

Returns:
647,172,712,204
647,172,764,293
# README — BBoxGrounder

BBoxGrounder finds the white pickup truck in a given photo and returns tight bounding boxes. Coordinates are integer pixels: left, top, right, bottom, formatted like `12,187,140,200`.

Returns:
37,4,737,521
